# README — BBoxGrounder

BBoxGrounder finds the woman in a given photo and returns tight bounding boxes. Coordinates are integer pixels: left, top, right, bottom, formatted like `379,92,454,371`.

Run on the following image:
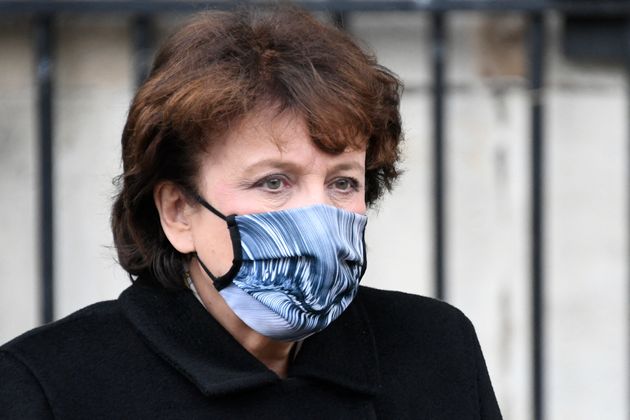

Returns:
0,7,502,419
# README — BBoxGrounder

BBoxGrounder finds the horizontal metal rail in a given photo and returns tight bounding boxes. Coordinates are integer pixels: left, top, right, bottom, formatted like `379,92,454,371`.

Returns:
3,0,630,14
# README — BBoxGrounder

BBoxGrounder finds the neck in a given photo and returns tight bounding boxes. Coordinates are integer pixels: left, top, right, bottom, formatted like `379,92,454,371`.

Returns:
188,264,294,378
239,333,294,378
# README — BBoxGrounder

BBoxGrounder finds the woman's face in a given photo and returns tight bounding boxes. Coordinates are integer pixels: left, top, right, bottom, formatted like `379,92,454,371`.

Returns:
189,108,367,277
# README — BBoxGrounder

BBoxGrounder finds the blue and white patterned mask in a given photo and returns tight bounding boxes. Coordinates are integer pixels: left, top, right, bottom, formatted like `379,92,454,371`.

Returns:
192,194,367,341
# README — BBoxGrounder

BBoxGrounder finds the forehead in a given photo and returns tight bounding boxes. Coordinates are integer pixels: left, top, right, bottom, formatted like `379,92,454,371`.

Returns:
205,108,366,166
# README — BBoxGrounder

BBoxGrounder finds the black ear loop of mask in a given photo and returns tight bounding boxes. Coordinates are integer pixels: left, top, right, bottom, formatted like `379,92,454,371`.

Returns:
189,191,243,291
359,230,368,280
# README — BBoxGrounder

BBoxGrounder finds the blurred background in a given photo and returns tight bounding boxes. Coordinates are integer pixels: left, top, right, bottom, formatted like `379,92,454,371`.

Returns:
0,1,628,419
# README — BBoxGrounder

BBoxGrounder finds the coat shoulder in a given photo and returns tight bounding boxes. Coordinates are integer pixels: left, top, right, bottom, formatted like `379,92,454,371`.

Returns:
355,286,503,419
354,286,480,379
1,300,125,367
0,300,132,417
356,285,473,333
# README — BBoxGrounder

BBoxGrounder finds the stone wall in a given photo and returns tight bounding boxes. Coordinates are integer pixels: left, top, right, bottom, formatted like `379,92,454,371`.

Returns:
0,11,627,420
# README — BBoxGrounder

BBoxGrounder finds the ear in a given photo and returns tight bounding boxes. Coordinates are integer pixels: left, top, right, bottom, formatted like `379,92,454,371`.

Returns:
153,181,196,254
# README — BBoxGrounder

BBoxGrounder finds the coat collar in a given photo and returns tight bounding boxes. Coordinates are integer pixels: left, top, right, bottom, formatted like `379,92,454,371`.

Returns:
119,281,380,397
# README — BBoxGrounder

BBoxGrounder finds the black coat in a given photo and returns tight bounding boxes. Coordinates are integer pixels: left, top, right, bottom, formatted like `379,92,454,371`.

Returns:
0,281,502,419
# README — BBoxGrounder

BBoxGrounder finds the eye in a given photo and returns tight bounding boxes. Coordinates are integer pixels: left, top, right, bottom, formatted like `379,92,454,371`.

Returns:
264,177,283,190
330,177,359,192
255,174,290,192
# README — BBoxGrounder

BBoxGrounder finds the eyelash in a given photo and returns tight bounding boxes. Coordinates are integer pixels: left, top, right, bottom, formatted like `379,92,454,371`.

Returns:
252,174,361,194
329,177,360,193
254,174,291,193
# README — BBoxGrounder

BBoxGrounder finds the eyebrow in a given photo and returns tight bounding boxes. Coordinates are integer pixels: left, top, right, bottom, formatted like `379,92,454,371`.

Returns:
328,161,365,172
241,159,298,176
241,159,365,176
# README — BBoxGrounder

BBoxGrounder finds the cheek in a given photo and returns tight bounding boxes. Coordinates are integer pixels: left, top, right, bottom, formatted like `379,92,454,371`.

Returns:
190,211,235,275
204,185,261,216
353,175,368,214
342,193,367,214
351,201,367,214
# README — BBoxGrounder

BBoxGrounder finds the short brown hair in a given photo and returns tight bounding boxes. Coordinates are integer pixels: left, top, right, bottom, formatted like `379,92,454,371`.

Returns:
111,6,404,288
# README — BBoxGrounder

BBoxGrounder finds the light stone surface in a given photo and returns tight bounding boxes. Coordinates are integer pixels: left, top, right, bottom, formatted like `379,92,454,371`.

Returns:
547,90,627,420
53,16,133,320
0,11,627,420
546,13,627,420
0,18,38,344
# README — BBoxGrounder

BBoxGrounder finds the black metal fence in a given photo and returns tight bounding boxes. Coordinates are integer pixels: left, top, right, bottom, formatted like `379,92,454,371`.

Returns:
2,1,630,420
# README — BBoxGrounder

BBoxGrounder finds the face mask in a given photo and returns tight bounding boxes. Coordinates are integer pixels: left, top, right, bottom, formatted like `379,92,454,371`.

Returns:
191,194,367,341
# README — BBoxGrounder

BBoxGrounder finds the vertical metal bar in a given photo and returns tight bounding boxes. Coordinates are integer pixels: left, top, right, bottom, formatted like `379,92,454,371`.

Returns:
35,15,55,324
132,15,153,89
332,11,347,30
431,12,446,301
624,18,630,420
529,12,546,420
